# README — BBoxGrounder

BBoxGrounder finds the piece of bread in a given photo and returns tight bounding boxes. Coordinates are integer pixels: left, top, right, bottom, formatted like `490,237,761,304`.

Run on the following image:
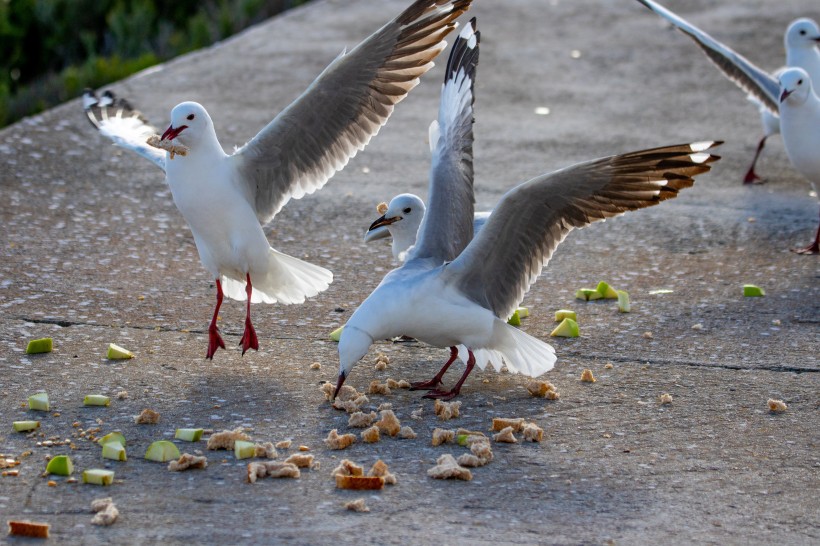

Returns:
207,428,251,450
659,393,673,405
347,411,377,428
427,454,472,481
580,369,596,383
247,461,300,483
368,381,391,395
324,429,356,450
526,380,557,397
275,440,292,449
493,426,518,443
490,418,524,432
521,422,544,443
90,498,119,526
330,459,363,478
361,426,380,444
7,520,50,538
284,453,317,469
254,442,278,459
335,475,385,490
768,399,787,413
398,426,417,439
333,395,370,413
344,498,370,512
146,134,189,159
134,408,160,424
431,428,455,446
375,410,401,437
168,453,208,471
434,399,462,420
367,459,397,485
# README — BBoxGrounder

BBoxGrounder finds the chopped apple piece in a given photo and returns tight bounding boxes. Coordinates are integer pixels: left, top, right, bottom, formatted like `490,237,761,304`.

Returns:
516,306,529,318
743,284,765,297
554,309,576,322
550,318,579,338
13,420,40,432
575,288,603,301
617,290,631,313
507,310,521,326
595,281,619,299
83,395,111,407
97,432,126,447
234,440,257,460
329,326,344,342
45,455,73,476
144,440,180,462
102,442,127,462
82,469,115,486
107,343,134,359
25,338,53,354
175,428,204,442
28,392,49,412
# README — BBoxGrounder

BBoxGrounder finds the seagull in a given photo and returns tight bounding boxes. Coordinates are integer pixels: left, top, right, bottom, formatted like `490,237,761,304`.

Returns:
634,0,820,184
84,0,473,358
333,19,722,400
363,193,489,261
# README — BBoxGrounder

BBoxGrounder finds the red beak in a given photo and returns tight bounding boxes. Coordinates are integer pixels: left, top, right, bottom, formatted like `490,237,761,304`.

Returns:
780,89,792,103
161,124,188,141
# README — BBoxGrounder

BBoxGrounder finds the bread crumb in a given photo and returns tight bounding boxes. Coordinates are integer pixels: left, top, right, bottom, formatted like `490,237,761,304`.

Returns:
427,453,472,481
375,409,401,437
398,426,417,439
522,422,544,442
335,474,384,490
115,390,129,399
254,442,278,459
580,369,596,383
374,361,387,371
298,445,310,452
377,402,393,411
659,393,673,405
604,363,614,369
361,426,381,443
526,380,557,397
375,353,390,365
7,521,50,538
247,461,300,483
491,417,524,432
368,380,391,395
333,394,370,413
331,459,363,477
368,459,397,485
470,439,494,464
207,428,251,450
432,428,455,446
642,331,653,339
691,323,703,330
325,429,356,450
348,411,377,428
493,426,518,443
456,454,483,467
168,453,208,471
90,497,119,526
434,399,462,420
275,440,292,449
377,202,389,215
310,362,321,370
410,407,424,420
146,134,189,159
767,399,787,413
322,383,359,402
386,378,400,389
545,390,561,400
344,498,370,512
134,408,159,424
284,453,317,469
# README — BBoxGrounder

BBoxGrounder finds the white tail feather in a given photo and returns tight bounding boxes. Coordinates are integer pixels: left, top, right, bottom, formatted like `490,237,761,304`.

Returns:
459,321,556,377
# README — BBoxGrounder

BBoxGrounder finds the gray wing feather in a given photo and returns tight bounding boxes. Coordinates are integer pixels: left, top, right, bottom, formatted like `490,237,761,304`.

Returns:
232,0,472,225
444,142,722,320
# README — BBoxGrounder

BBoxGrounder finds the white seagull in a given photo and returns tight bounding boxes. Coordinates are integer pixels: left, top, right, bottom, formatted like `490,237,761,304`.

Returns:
84,0,473,358
634,0,820,184
363,193,489,261
333,19,722,400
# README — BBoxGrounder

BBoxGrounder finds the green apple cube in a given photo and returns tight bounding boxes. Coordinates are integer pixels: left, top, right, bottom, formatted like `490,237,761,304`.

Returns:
456,434,469,446
617,290,631,313
144,440,180,463
175,428,204,442
82,469,115,486
575,288,602,301
13,420,40,432
45,455,73,476
102,442,127,462
550,318,579,338
554,309,577,322
329,326,344,342
743,284,765,297
97,432,126,447
25,338,53,354
516,307,529,318
107,343,134,359
595,281,619,299
507,310,521,326
28,392,50,412
234,440,257,460
83,395,111,407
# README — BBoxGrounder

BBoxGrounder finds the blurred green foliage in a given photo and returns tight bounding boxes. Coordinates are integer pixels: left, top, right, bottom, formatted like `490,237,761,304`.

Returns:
0,0,306,127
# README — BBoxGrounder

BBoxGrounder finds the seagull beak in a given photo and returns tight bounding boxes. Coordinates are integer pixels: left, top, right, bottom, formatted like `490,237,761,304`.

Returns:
368,214,399,232
364,224,391,243
331,371,347,402
161,124,188,141
780,88,793,103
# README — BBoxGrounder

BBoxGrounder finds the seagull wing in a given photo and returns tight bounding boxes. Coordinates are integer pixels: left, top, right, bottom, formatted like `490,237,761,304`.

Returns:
409,18,479,263
635,0,780,115
232,0,472,225
83,90,166,171
444,141,722,320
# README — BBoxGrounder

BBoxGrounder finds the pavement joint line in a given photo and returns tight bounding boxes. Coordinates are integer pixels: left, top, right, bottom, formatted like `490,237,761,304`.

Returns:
560,351,818,374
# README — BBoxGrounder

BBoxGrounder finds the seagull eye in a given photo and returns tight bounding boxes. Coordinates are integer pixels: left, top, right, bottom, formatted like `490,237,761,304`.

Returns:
798,79,803,85
800,29,806,35
186,114,195,120
403,207,412,214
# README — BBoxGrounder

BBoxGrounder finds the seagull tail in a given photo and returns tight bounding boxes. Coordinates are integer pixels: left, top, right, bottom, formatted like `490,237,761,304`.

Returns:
220,248,333,305
464,320,556,377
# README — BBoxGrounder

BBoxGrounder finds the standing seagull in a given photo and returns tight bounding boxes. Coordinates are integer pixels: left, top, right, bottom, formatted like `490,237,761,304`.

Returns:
634,0,820,184
84,0,473,358
333,20,722,400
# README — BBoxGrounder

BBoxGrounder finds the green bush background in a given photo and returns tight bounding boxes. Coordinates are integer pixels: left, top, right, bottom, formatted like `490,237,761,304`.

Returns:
0,0,306,128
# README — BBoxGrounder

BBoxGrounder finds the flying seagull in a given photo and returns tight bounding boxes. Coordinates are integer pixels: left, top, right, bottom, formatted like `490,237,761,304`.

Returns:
333,19,722,400
84,0,473,358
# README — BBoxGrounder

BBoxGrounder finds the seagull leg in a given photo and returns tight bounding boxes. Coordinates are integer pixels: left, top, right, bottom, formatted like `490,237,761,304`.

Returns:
791,210,820,255
206,279,227,359
239,273,259,355
742,135,767,185
410,346,459,390
423,349,476,401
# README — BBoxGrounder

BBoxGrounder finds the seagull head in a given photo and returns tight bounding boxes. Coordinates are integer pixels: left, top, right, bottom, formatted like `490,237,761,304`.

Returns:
779,67,812,104
785,18,820,49
333,325,374,401
162,102,213,146
364,193,426,261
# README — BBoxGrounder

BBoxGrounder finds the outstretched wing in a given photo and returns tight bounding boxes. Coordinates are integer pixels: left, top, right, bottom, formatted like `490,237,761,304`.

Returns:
409,17,479,263
83,89,166,171
232,0,473,225
444,141,722,320
635,0,780,115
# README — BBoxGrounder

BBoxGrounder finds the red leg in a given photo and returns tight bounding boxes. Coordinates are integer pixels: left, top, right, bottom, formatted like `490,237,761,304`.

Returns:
791,211,820,255
206,279,227,359
742,135,767,185
239,273,259,355
410,346,459,390
423,349,476,400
